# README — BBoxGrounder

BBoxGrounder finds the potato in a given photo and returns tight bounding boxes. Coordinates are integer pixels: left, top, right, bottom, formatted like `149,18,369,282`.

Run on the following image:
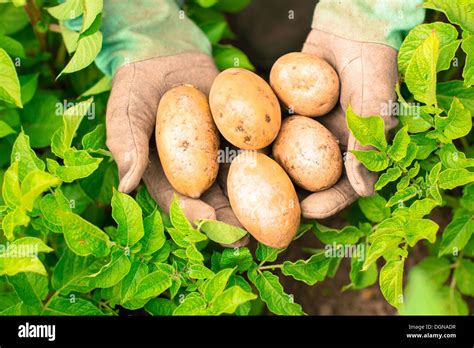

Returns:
156,85,219,198
270,52,339,117
209,68,281,150
227,152,300,248
272,115,342,192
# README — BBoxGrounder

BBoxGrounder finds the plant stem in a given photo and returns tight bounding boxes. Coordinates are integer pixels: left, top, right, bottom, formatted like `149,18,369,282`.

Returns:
24,0,58,82
258,264,283,271
24,0,46,51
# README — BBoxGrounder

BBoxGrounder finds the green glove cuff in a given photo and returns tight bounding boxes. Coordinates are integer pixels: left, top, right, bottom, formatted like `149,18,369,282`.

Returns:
96,0,211,76
312,0,426,50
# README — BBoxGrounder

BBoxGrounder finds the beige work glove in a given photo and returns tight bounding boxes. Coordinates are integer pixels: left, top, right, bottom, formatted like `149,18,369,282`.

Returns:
300,29,399,219
106,53,247,246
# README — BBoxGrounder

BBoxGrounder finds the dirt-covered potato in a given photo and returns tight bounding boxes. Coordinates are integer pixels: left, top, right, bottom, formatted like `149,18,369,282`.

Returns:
209,68,281,150
272,115,342,192
270,52,339,117
227,152,300,248
156,85,219,198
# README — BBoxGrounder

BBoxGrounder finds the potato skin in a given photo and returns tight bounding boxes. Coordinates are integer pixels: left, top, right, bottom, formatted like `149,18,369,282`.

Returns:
156,85,219,198
209,68,281,150
270,52,339,117
272,115,342,192
227,152,300,248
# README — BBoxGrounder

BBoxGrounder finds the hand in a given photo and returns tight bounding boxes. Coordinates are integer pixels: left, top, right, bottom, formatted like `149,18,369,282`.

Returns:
299,29,399,219
106,53,248,246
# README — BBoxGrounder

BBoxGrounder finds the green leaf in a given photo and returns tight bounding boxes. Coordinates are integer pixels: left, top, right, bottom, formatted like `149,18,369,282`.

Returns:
74,248,131,290
80,76,111,97
0,47,21,107
454,258,474,296
120,261,148,304
2,208,29,240
405,31,438,106
50,149,102,182
386,186,419,207
185,244,203,261
407,198,438,218
173,294,208,315
439,210,474,256
2,161,20,208
0,34,25,58
227,275,253,315
375,167,402,190
140,209,165,255
0,120,15,138
437,80,474,112
282,252,332,285
81,124,106,150
134,264,174,300
201,267,235,303
411,135,438,160
20,170,61,211
19,73,38,106
437,144,474,169
0,237,53,276
209,286,256,315
51,98,94,158
187,263,214,280
0,3,29,35
11,131,45,181
398,142,417,168
256,243,283,263
47,0,83,20
347,256,377,290
7,273,48,313
195,219,247,244
364,224,404,269
251,270,303,315
435,97,472,142
145,298,176,316
170,195,193,232
352,150,389,172
461,183,474,212
111,189,145,247
387,126,410,161
219,247,253,272
59,31,102,76
62,211,112,257
404,218,438,247
212,44,255,71
358,194,390,223
423,0,474,33
399,107,433,133
346,105,387,151
398,22,460,74
81,0,103,33
52,249,109,294
201,21,227,45
313,223,363,245
45,297,103,316
438,168,474,189
19,91,63,148
213,0,251,13
60,21,79,53
379,259,404,309
462,35,474,87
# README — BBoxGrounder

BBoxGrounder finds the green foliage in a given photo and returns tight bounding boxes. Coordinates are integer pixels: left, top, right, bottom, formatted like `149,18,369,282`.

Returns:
345,10,474,312
0,0,471,317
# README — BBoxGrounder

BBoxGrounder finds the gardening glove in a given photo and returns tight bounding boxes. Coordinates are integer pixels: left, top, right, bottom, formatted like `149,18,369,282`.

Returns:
300,0,425,219
100,0,247,245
